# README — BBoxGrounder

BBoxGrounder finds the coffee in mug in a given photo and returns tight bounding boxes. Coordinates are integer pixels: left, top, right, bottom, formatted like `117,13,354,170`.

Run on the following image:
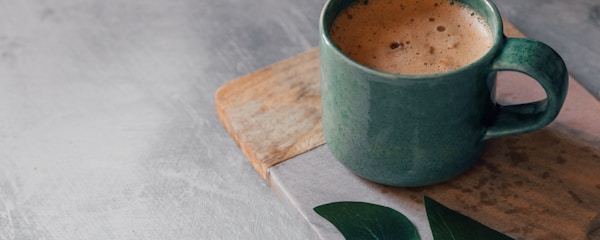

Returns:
330,0,493,74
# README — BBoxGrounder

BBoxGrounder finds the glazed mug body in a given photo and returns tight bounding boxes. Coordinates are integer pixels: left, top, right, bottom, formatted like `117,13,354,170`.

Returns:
319,0,568,186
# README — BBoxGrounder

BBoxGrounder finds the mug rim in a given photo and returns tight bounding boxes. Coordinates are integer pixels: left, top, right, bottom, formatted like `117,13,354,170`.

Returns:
319,0,505,80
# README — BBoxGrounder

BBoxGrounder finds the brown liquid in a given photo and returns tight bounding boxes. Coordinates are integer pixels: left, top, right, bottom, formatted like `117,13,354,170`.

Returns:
329,0,493,74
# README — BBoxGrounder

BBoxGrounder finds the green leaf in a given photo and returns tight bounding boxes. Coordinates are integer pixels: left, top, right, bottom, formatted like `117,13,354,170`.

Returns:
424,196,514,240
314,201,421,240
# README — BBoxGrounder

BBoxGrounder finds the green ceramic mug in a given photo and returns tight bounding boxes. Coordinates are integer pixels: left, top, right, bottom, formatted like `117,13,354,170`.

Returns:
319,0,568,186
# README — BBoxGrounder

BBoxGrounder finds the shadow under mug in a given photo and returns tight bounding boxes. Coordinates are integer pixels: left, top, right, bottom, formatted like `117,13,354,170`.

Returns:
319,0,569,186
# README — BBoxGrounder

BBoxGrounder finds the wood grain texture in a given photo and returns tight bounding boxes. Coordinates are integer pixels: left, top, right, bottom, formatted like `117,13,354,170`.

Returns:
216,49,322,183
411,128,600,240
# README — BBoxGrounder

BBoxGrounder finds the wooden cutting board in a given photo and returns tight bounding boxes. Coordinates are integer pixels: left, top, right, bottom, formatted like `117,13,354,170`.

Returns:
215,20,600,239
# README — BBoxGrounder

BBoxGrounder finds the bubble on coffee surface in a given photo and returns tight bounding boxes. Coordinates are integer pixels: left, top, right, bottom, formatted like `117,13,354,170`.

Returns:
445,35,459,49
330,0,492,74
390,41,410,50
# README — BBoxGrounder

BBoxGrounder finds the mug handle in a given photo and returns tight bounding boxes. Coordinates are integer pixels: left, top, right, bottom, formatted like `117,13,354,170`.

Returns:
483,38,568,140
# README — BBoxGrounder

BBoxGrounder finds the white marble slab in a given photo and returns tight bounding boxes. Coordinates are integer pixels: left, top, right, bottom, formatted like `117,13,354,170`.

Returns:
271,145,434,240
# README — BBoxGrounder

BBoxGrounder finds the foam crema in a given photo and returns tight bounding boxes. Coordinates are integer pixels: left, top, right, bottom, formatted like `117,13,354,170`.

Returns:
330,0,493,74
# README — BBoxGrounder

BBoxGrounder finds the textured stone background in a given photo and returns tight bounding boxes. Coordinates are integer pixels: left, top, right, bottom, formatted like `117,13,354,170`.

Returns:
0,0,598,239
